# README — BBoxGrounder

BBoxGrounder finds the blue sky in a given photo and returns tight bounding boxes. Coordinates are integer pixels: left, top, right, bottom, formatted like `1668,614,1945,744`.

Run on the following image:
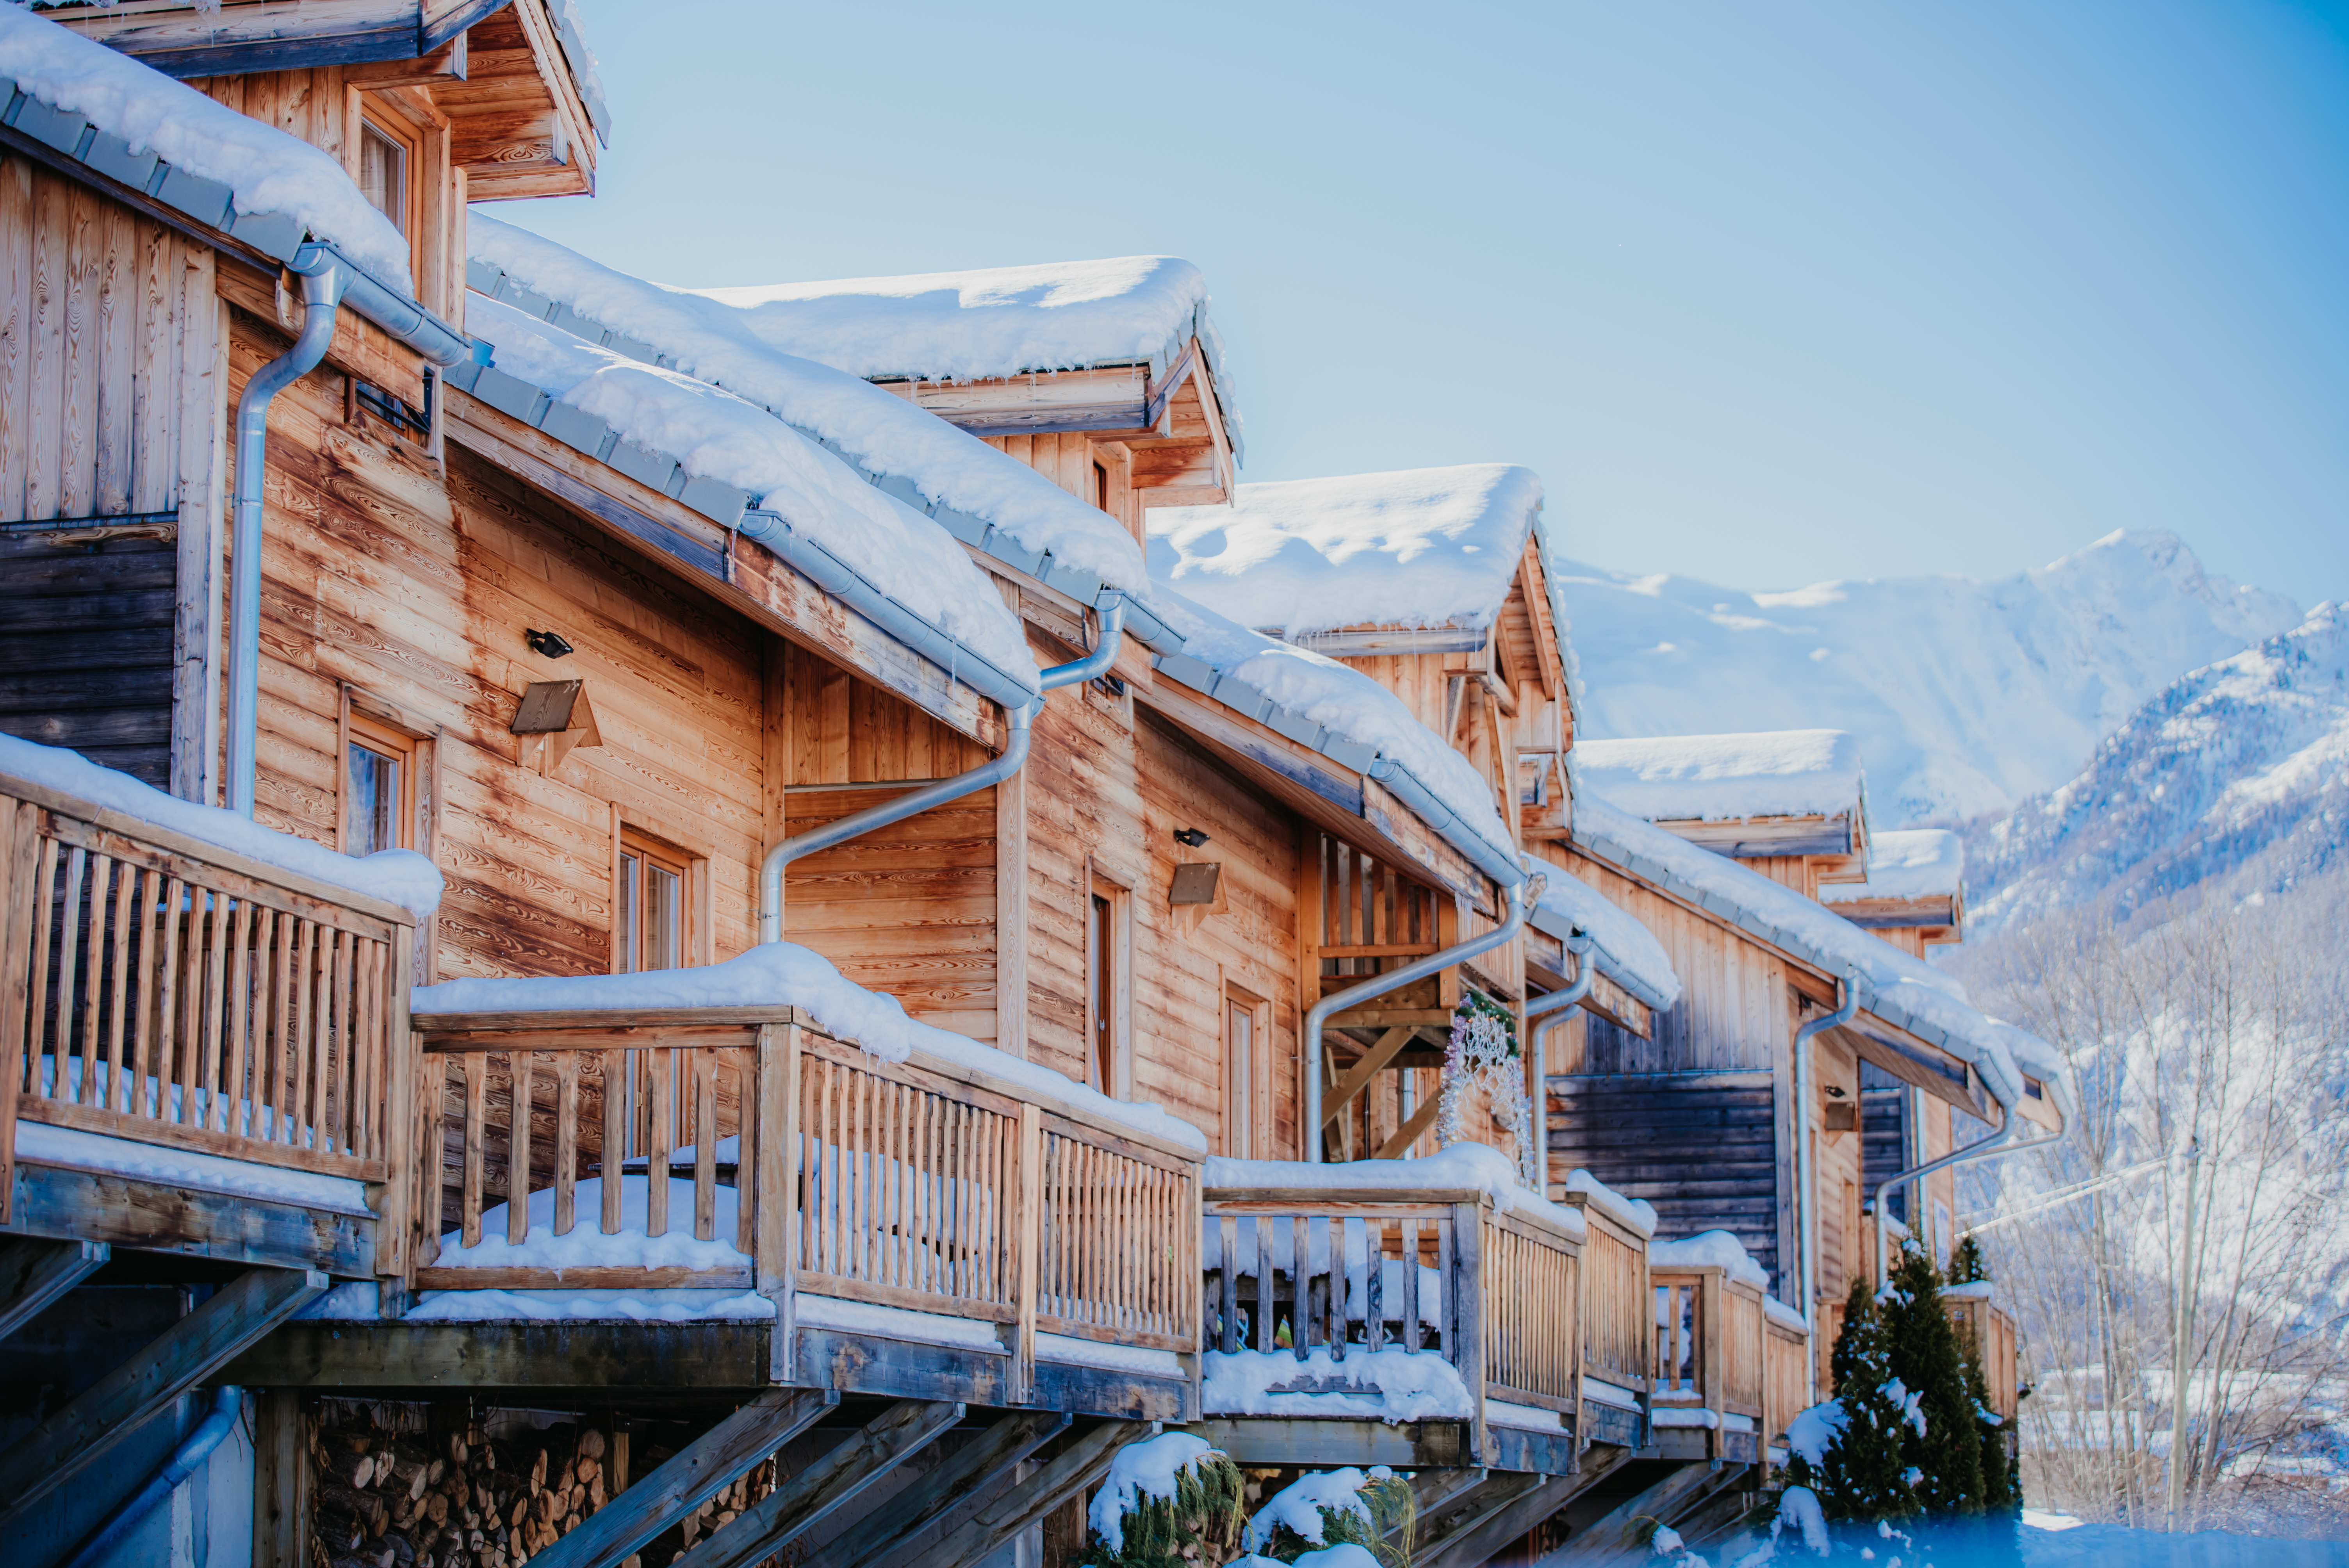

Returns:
506,1,2349,606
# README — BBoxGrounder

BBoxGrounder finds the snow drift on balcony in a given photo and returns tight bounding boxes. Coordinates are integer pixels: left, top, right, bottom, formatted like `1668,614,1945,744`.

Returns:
1574,729,1866,825
1650,1228,1768,1290
429,1176,746,1275
1146,466,1542,640
410,943,1206,1154
1570,793,2051,1111
1150,586,1520,871
1206,1143,1586,1238
0,9,411,291
1556,1168,1659,1237
466,215,1156,595
1207,1346,1475,1424
1528,854,1680,1012
0,732,442,920
467,297,1036,688
1821,828,1963,905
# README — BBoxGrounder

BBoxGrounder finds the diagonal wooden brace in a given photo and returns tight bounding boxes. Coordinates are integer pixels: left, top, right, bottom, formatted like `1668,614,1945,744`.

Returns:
811,1408,1070,1568
522,1388,835,1568
0,1264,324,1529
895,1419,1155,1568
0,1237,107,1341
671,1400,964,1568
1321,1026,1418,1129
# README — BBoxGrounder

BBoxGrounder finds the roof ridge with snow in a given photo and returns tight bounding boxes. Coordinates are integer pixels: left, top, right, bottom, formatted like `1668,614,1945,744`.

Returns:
1574,729,1867,825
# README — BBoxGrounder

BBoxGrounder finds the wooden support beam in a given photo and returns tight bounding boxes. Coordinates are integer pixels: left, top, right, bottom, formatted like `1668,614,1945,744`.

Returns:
895,1419,1154,1568
521,1388,835,1568
253,1387,310,1568
0,1237,107,1340
0,1265,325,1527
810,1409,1070,1568
1372,1091,1444,1161
1540,1459,1728,1564
1320,1026,1416,1130
672,1401,964,1568
1412,1470,1550,1568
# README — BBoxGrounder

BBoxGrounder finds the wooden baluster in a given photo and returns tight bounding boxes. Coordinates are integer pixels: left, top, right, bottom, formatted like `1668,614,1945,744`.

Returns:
693,1050,717,1244
334,930,358,1155
100,862,135,1111
1435,1216,1456,1361
1365,1215,1385,1353
285,919,312,1145
219,898,253,1133
1291,1214,1311,1361
508,1048,534,1246
647,1047,672,1239
253,908,283,1136
461,1051,487,1248
885,1077,904,1288
75,852,112,1105
733,1049,758,1258
308,928,335,1151
195,883,228,1128
125,869,160,1115
601,1049,624,1234
418,1049,447,1266
1400,1216,1421,1352
1217,1213,1238,1354
48,845,88,1098
553,1053,579,1237
1251,1216,1272,1353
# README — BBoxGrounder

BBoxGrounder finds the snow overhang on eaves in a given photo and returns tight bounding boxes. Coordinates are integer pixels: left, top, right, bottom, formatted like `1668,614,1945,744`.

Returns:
1569,814,2028,1114
1524,903,1678,1015
463,253,1191,657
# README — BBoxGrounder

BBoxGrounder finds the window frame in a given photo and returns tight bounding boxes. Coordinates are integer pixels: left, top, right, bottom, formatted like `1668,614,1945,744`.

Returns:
1085,865,1133,1098
614,825,699,976
335,685,441,980
1223,980,1267,1160
339,711,417,857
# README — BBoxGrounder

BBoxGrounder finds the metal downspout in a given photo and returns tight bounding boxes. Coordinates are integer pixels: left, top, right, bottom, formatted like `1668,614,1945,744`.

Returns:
1794,969,1859,1401
1304,863,1535,1164
60,1386,242,1568
1873,1102,2058,1285
226,260,346,816
756,597,1123,944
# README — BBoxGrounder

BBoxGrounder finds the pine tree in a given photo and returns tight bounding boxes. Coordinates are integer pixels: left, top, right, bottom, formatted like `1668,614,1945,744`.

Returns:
1790,1275,1917,1523
1948,1233,1989,1286
1958,1322,2018,1512
1881,1243,1985,1516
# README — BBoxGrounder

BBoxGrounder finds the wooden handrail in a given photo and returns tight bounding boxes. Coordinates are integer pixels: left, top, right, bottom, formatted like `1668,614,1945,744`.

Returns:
0,778,415,1272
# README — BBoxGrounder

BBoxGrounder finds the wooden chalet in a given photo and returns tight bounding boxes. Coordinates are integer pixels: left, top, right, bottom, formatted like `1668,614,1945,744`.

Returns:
0,7,2058,1566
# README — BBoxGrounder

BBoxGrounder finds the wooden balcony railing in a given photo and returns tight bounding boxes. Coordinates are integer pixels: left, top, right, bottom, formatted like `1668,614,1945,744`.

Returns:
1765,1306,1810,1449
1201,1182,1648,1437
1946,1292,2019,1423
0,772,415,1258
411,1007,1202,1387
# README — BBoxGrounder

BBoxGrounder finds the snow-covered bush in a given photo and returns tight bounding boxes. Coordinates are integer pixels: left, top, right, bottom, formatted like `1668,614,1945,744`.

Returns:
1078,1433,1246,1568
1241,1468,1415,1567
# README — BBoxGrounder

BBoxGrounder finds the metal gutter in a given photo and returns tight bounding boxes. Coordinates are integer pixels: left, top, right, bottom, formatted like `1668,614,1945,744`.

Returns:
1795,969,1859,1403
61,1385,242,1568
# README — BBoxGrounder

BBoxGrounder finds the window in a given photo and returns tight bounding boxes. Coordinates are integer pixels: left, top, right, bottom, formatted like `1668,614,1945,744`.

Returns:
358,121,408,233
1223,986,1264,1159
1092,460,1109,513
617,830,691,974
1086,871,1130,1096
343,715,415,856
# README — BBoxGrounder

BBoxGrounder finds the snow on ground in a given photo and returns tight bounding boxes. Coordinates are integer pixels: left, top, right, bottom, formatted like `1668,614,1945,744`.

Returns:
1089,1433,1223,1554
412,943,1206,1153
1529,855,1682,1012
1821,828,1963,905
1149,585,1520,873
1574,730,1865,826
466,297,1036,690
1554,529,2300,827
0,9,410,289
467,216,1157,597
0,733,443,920
1650,1228,1770,1290
1146,465,1542,639
1570,794,2055,1112
1206,1346,1473,1423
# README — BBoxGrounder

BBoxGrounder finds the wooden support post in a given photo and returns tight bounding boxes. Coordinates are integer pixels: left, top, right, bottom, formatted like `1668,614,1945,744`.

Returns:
0,1237,107,1341
519,1388,834,1568
810,1409,1069,1568
0,798,42,1223
252,1387,310,1568
895,1419,1154,1568
1011,1101,1041,1402
756,1022,796,1383
0,1265,326,1527
1451,1201,1486,1464
380,925,415,1284
670,1401,964,1568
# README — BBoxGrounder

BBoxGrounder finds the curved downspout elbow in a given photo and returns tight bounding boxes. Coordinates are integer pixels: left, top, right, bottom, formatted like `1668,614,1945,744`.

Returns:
1039,593,1126,690
1526,930,1595,1062
227,262,347,816
61,1385,242,1568
761,702,1036,944
1872,1090,2060,1286
1793,970,1859,1401
1304,863,1535,1164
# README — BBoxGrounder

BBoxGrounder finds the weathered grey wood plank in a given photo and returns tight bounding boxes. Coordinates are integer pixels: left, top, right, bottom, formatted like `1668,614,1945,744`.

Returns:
809,1409,1069,1568
0,1235,106,1340
895,1419,1153,1568
674,1399,963,1568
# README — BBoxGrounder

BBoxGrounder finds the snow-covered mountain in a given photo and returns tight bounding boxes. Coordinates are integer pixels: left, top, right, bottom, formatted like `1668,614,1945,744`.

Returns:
1964,602,2349,931
1551,530,2299,827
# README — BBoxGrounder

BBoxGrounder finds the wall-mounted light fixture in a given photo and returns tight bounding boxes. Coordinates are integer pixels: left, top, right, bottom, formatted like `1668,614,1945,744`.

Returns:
526,627,574,659
1173,828,1211,848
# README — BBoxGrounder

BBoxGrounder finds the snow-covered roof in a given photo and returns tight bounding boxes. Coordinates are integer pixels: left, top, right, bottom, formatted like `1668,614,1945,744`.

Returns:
688,254,1227,394
1148,586,1522,884
1528,855,1681,1012
452,298,1038,708
1,732,442,921
1568,793,2060,1114
0,9,411,290
547,0,610,143
1820,829,1962,905
1146,465,1543,640
414,943,1204,1154
466,215,1167,623
1574,729,1866,825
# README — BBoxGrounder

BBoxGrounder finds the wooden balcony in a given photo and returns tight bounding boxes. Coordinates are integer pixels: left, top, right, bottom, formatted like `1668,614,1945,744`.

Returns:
1196,1179,1653,1473
0,771,414,1279
1650,1264,1815,1465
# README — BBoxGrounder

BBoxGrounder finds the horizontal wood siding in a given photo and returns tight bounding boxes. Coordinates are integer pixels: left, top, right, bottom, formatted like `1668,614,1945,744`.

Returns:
0,535,175,784
1860,1060,1911,1225
1548,1070,1782,1286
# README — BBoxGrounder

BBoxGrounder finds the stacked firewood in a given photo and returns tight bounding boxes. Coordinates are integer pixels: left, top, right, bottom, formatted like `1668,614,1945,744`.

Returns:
310,1414,620,1568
